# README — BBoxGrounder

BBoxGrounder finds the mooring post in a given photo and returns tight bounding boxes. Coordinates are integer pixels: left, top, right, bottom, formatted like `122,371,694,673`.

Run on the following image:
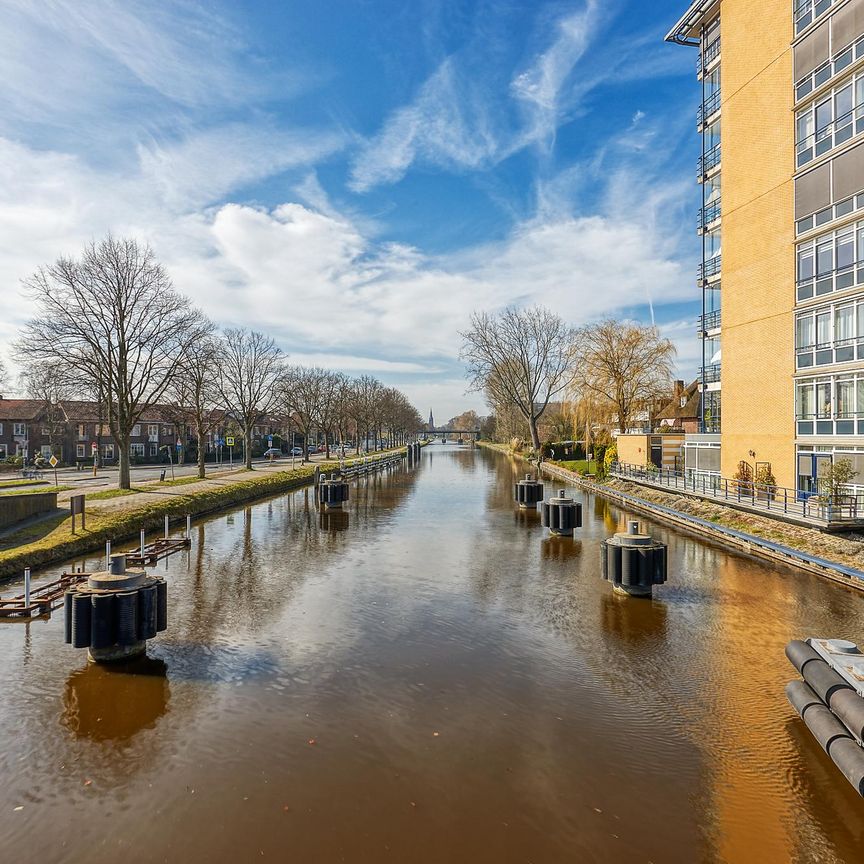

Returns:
186,514,191,539
24,567,31,613
105,540,111,568
164,515,169,539
140,528,146,557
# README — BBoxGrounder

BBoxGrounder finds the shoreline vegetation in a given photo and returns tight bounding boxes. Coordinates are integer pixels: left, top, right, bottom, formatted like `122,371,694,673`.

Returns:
0,450,406,582
477,441,864,581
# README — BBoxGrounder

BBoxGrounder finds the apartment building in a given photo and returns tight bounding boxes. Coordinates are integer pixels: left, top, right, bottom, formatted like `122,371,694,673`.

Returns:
668,0,864,496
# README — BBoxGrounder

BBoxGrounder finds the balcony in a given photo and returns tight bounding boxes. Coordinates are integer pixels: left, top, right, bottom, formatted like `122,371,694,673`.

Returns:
697,197,721,232
697,38,721,78
699,255,722,282
701,363,722,384
698,142,721,178
698,309,721,334
697,89,721,129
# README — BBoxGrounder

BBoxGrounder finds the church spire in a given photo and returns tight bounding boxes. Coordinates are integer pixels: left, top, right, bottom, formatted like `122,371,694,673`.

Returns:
428,409,434,430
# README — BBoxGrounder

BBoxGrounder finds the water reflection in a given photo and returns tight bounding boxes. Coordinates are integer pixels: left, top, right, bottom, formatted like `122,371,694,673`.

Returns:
62,656,169,741
319,509,350,532
540,535,582,561
600,591,669,647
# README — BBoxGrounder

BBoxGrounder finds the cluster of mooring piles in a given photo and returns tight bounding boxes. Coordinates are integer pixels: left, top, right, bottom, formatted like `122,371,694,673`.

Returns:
513,476,668,598
786,638,864,796
64,554,167,663
600,520,668,598
407,442,421,464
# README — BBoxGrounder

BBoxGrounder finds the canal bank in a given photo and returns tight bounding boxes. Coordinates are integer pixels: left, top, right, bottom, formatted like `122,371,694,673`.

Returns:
479,442,864,591
0,450,411,581
2,443,864,863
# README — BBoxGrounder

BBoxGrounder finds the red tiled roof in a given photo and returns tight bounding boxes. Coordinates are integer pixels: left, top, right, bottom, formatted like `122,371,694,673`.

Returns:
0,399,47,421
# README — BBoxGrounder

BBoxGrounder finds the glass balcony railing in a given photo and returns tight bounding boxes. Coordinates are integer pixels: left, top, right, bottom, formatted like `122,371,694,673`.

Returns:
796,414,864,436
697,90,721,128
698,143,721,177
796,336,864,369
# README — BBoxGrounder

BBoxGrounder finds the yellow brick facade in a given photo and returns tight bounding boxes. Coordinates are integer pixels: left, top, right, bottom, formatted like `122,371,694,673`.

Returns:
720,0,796,487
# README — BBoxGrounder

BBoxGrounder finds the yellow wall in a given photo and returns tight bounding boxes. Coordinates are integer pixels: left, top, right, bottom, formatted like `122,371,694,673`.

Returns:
615,434,684,469
720,0,796,488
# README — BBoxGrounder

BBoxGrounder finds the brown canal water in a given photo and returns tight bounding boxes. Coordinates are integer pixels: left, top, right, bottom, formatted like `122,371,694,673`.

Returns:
1,445,864,863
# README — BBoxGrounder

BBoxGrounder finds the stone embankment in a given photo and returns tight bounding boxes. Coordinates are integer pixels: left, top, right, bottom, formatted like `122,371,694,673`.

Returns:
478,442,864,587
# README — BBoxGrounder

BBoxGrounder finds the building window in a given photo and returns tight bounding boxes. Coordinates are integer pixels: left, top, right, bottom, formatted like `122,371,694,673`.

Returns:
77,423,87,439
103,443,114,460
130,443,145,457
0,444,6,458
147,424,159,442
132,425,141,437
76,444,86,458
13,423,25,436
795,0,842,37
0,423,4,435
149,444,158,456
796,221,864,300
40,445,51,458
795,299,864,367
796,372,864,435
796,72,864,167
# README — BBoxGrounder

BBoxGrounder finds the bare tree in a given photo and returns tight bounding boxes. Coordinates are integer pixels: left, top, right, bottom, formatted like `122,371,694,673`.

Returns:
217,328,284,470
314,370,343,459
165,326,220,478
16,235,209,488
461,306,575,451
0,357,7,394
572,320,676,434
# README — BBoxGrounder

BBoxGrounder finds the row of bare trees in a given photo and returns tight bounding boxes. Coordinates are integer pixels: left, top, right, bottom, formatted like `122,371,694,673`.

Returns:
12,235,423,489
461,306,677,450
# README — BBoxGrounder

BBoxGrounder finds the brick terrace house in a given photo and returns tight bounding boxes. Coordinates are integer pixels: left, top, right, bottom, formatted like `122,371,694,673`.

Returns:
0,397,53,460
654,380,701,434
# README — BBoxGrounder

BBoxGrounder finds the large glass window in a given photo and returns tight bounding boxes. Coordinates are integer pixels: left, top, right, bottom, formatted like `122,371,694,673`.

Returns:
797,220,864,300
796,71,864,166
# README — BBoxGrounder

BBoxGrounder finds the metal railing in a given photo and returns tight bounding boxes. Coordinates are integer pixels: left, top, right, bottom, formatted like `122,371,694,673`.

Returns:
699,309,721,333
610,461,862,524
697,39,721,76
699,255,722,281
698,197,721,231
701,363,721,383
697,89,721,128
698,142,721,177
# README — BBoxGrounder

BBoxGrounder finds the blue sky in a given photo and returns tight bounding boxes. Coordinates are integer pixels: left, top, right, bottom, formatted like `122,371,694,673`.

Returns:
0,0,700,419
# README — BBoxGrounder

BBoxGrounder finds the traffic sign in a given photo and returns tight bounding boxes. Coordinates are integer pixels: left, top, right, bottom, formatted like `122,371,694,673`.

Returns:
226,436,235,447
48,455,59,468
268,435,273,445
216,438,224,447
91,442,98,453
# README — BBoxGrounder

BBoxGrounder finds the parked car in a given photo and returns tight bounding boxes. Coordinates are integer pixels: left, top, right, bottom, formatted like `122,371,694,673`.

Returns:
289,446,303,456
263,448,282,458
307,445,318,454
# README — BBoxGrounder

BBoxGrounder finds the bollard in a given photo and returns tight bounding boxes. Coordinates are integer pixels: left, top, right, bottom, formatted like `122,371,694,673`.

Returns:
164,515,169,539
540,490,582,536
105,540,111,569
140,528,146,558
514,474,544,509
64,559,168,662
186,514,191,539
24,567,31,613
600,521,667,597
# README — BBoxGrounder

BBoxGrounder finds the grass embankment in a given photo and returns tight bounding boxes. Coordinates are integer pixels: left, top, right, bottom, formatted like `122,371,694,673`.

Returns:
478,441,864,572
0,485,74,496
0,449,409,581
0,467,320,580
0,479,48,490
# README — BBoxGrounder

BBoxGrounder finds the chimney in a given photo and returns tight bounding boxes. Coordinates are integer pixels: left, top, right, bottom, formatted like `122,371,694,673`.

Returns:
673,380,684,398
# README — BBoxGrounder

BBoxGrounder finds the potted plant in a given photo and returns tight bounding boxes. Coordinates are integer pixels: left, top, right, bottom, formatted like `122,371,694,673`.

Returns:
816,458,859,519
755,464,777,502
